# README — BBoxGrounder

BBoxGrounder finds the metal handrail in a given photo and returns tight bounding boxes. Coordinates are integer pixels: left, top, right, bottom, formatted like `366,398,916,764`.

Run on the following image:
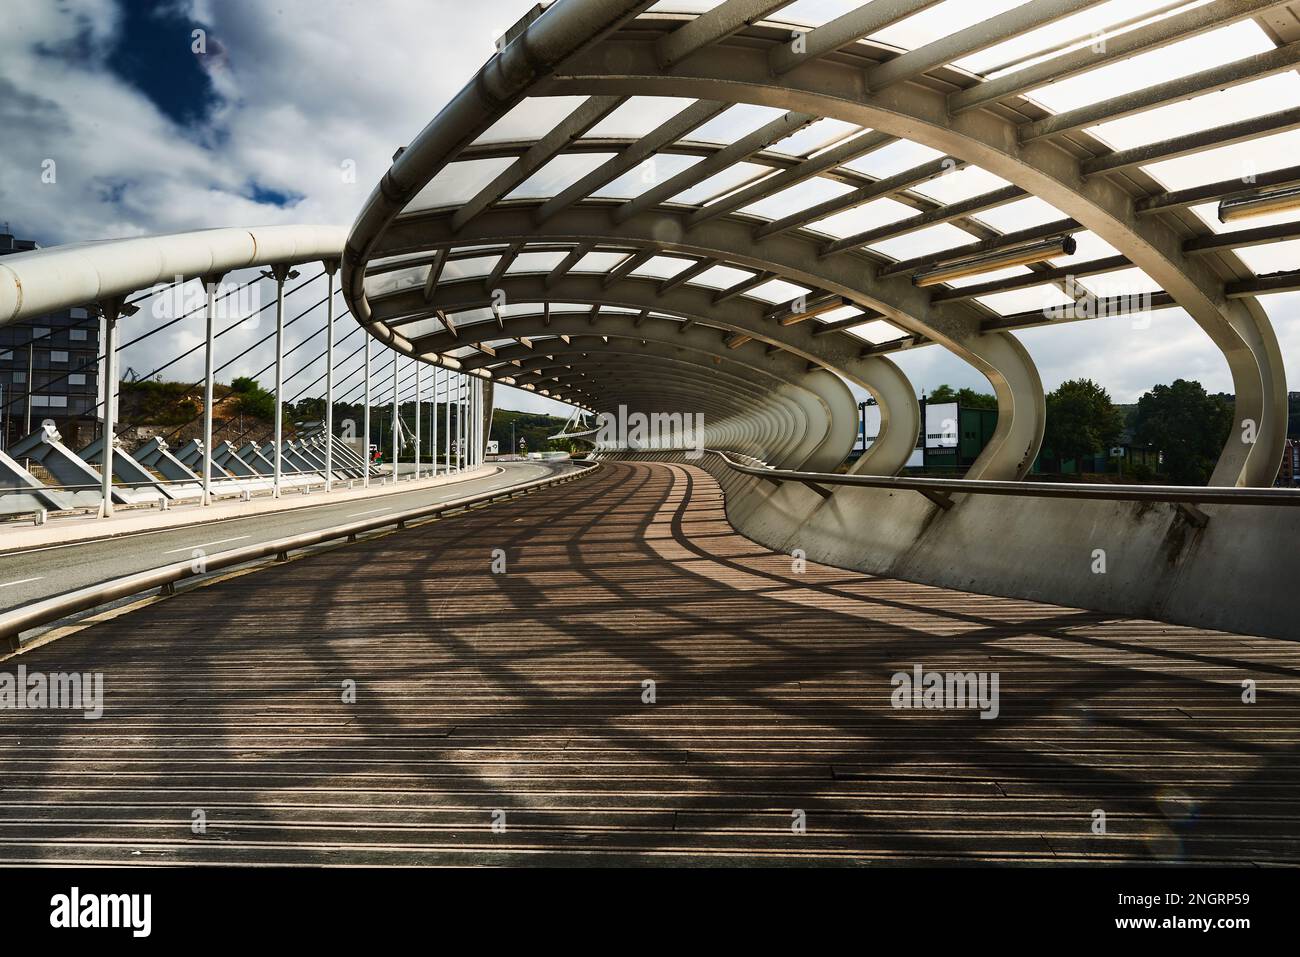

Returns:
0,461,600,648
703,449,1300,507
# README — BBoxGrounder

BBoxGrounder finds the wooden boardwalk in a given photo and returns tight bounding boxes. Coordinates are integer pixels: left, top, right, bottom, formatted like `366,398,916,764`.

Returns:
0,460,1296,865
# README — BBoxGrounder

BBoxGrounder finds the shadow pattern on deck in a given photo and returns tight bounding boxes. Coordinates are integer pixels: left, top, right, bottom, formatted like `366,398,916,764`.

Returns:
0,461,1296,865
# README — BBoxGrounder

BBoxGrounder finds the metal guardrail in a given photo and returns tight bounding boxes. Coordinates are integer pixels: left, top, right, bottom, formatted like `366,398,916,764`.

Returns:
605,448,1300,506
1,465,482,524
0,461,600,649
702,448,1300,511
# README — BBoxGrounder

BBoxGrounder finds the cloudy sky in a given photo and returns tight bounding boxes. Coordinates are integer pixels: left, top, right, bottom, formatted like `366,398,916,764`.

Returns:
2,0,1297,418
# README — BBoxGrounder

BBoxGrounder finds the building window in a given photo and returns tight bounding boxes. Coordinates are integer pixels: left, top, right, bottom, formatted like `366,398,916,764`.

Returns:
50,350,68,363
70,329,87,341
46,395,67,408
33,327,49,339
0,351,11,361
12,372,25,384
68,373,86,385
30,395,47,408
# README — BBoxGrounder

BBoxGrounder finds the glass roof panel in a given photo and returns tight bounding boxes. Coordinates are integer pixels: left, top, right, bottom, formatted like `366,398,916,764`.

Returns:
1189,201,1300,238
745,278,811,303
1236,239,1300,275
870,0,1031,49
812,305,860,323
846,319,905,344
867,223,976,261
508,153,616,199
808,196,916,238
594,154,703,199
631,255,696,279
506,252,568,274
475,96,588,144
670,162,770,206
573,252,630,273
739,177,854,220
769,1,862,29
1076,267,1163,298
845,140,945,179
441,256,499,281
364,265,427,299
977,285,1073,316
955,0,1193,76
1058,231,1122,262
972,196,1067,233
586,97,698,139
1028,20,1269,115
448,307,495,325
689,264,757,289
1142,129,1300,192
405,158,514,213
399,317,444,340
1089,74,1300,153
646,0,726,13
689,104,786,146
911,166,1011,205
771,118,863,158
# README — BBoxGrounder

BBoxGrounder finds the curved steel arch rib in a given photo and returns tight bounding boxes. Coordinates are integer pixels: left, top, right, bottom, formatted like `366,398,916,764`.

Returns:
372,270,919,475
373,205,1038,478
527,12,1284,486
461,325,859,469
343,0,1289,486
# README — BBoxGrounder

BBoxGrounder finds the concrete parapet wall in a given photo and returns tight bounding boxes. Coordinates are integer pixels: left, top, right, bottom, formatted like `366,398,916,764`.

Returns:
605,452,1299,640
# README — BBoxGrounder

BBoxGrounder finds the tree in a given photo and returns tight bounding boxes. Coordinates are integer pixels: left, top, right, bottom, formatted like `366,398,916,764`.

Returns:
229,376,275,421
291,396,326,422
1133,379,1233,485
1043,378,1124,469
926,383,997,410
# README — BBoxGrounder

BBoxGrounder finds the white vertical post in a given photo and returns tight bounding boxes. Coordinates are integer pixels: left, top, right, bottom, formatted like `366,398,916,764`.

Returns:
459,373,466,472
445,369,452,474
201,278,218,506
391,351,399,481
363,334,371,488
98,306,118,518
414,360,422,480
324,264,337,492
271,267,289,499
432,364,439,476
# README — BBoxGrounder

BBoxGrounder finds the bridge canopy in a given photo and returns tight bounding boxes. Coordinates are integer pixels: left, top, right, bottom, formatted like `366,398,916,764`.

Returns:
342,0,1300,484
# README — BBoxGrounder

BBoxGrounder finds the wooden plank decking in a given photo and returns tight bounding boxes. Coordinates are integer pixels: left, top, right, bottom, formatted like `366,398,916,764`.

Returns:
0,460,1296,865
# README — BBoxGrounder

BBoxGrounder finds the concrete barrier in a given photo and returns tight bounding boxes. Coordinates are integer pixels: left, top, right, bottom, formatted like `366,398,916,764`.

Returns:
607,451,1300,641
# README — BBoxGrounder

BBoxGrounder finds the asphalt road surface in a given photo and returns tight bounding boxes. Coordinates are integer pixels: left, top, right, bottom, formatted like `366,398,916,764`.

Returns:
0,460,572,613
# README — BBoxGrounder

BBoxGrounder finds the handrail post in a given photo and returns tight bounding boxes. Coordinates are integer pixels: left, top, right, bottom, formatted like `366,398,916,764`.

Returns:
414,359,422,480
200,273,226,507
96,298,123,517
391,351,399,480
264,264,299,499
323,260,339,492
363,334,371,488
432,364,439,476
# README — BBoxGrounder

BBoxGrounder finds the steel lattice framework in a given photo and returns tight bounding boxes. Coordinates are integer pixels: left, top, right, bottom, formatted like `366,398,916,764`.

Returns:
343,0,1300,481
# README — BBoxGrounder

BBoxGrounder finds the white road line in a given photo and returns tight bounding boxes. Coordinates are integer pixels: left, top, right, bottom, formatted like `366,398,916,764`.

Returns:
0,577,44,588
162,536,251,555
347,507,393,517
